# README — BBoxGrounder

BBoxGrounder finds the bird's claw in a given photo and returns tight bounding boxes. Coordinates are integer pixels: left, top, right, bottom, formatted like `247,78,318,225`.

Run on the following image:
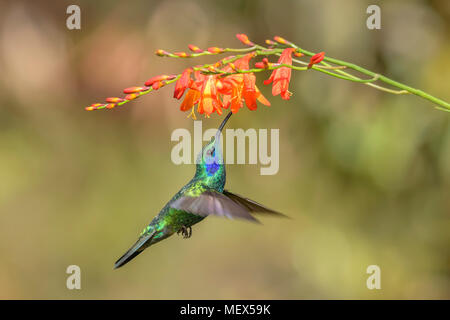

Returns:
177,226,192,239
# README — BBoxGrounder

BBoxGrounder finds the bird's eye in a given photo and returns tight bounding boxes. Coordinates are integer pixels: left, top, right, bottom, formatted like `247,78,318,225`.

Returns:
207,147,215,156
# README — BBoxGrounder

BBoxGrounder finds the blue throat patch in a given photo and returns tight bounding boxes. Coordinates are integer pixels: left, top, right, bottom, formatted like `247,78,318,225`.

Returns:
205,161,220,176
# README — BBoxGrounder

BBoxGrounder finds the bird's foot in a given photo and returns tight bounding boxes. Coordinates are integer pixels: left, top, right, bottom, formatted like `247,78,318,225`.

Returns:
177,226,192,239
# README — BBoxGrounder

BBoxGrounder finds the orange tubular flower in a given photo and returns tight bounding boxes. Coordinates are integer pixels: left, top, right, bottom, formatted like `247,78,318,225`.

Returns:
198,75,223,116
174,68,193,99
180,89,201,112
264,47,295,100
219,53,270,113
179,71,222,117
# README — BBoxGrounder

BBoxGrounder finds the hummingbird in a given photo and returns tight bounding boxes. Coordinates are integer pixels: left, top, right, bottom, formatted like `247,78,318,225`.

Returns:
114,112,284,269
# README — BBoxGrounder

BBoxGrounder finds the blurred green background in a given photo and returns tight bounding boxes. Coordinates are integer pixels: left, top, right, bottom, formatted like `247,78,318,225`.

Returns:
0,0,449,299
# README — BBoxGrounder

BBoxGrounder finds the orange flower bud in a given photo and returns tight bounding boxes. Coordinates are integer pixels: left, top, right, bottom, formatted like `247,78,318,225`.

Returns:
274,36,288,45
294,51,303,57
155,49,169,56
207,47,224,54
85,103,106,111
152,81,163,90
145,74,176,86
188,44,203,53
265,39,276,46
174,52,189,58
308,52,325,68
255,62,265,69
105,103,116,109
236,34,254,46
125,93,139,100
255,58,269,69
105,97,125,103
123,86,148,94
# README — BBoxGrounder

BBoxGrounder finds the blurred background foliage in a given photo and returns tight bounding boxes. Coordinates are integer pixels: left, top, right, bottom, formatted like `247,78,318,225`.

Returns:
0,0,449,299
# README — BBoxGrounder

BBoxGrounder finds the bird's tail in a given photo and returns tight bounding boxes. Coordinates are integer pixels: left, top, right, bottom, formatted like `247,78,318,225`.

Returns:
114,231,156,269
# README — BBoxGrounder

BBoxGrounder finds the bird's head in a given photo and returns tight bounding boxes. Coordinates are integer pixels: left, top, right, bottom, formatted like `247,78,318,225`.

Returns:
195,112,232,180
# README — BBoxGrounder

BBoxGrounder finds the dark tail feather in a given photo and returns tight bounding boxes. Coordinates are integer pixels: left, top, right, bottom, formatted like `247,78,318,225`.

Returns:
114,231,155,269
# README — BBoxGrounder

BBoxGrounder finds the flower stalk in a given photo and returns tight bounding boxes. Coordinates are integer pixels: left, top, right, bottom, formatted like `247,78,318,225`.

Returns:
85,34,450,114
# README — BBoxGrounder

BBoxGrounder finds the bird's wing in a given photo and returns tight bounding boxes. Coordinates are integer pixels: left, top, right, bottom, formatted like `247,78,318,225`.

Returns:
223,190,286,217
170,190,260,223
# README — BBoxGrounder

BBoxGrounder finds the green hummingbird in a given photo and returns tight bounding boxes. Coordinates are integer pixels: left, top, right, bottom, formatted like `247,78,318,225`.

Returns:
114,112,284,269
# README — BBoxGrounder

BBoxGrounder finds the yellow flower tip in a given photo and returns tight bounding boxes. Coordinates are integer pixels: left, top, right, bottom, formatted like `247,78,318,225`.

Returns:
105,97,125,103
125,93,138,100
188,44,203,53
174,52,189,58
85,106,94,111
155,49,168,56
236,34,254,46
123,86,147,94
274,36,288,45
207,47,224,54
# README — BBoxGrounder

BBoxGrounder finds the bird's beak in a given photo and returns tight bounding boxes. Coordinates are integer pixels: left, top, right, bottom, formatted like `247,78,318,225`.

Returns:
215,111,232,141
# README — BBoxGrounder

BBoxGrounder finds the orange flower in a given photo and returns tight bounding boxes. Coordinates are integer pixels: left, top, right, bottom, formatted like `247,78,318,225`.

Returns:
198,75,223,116
179,54,269,117
219,54,270,113
180,89,200,111
174,68,193,100
179,71,222,117
264,48,295,100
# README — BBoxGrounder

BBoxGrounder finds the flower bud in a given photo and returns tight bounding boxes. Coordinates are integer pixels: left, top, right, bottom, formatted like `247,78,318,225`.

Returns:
125,93,139,100
188,44,203,53
123,87,148,94
308,52,325,68
155,49,169,56
274,36,288,45
105,97,125,103
207,47,224,54
174,52,189,58
236,34,254,46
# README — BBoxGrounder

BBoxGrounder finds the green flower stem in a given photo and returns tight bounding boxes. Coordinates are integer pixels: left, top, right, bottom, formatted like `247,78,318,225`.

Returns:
295,47,450,111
